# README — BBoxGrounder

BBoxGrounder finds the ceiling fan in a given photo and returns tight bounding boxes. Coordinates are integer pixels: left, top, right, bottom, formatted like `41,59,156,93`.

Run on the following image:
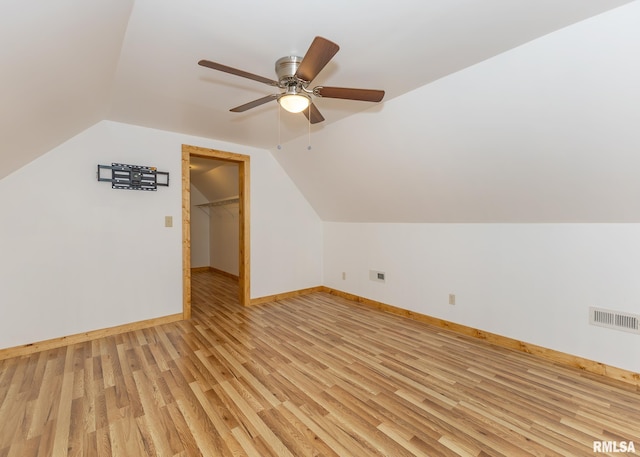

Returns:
198,36,385,124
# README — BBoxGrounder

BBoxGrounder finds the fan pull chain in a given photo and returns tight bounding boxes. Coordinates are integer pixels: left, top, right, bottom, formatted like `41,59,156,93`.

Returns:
307,105,312,151
277,103,282,150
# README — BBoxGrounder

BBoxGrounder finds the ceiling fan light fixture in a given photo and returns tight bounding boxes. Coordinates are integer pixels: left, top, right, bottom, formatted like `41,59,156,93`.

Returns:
278,93,310,113
199,36,384,125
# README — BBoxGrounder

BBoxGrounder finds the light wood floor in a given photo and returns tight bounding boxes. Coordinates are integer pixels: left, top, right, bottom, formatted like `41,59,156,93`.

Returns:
1,271,639,456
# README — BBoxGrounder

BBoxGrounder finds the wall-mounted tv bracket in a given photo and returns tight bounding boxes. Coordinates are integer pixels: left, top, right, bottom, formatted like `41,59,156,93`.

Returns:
97,163,169,191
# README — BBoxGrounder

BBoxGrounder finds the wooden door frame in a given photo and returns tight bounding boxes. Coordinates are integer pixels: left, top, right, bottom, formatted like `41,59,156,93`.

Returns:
182,144,250,318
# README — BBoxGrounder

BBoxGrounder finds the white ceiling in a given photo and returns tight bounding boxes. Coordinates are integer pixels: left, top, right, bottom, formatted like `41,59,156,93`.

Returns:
1,0,637,221
276,1,640,222
0,0,133,178
190,157,238,203
108,0,632,149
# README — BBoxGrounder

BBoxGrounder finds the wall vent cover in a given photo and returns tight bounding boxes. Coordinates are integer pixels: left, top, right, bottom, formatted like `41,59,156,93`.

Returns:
589,307,640,334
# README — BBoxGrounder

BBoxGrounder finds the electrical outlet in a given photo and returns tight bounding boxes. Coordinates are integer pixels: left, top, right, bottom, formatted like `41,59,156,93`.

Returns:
449,293,456,305
342,272,346,280
165,216,173,227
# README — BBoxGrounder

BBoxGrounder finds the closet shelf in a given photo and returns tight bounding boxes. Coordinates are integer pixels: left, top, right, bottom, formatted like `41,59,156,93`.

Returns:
195,196,239,217
196,196,239,208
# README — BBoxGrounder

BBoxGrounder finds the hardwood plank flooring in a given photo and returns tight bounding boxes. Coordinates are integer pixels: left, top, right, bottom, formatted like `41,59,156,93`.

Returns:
0,270,639,456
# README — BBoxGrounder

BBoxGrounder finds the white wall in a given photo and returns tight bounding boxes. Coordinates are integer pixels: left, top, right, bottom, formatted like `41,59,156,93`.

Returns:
323,222,640,373
195,164,240,276
209,203,239,276
189,184,210,268
0,121,182,347
0,120,323,350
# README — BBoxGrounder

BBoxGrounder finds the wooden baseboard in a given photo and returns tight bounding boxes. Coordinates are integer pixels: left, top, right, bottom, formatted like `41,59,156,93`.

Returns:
0,313,183,361
247,282,640,387
209,267,239,280
321,286,640,389
6,278,638,388
250,286,324,306
191,267,239,280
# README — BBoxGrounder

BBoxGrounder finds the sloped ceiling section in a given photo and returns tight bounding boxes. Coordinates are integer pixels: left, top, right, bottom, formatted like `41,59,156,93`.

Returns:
274,1,640,222
190,157,238,202
0,0,134,179
0,0,633,217
108,0,631,153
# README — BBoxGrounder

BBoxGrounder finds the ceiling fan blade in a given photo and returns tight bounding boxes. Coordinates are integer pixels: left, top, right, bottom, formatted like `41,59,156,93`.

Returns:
198,59,279,86
315,86,385,102
230,94,278,112
295,36,339,83
302,103,325,124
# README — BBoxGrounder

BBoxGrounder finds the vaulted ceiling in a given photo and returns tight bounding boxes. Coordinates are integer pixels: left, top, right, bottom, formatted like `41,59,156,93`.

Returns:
2,0,637,221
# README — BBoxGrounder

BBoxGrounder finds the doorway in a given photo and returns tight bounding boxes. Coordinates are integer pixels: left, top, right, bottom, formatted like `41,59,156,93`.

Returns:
182,144,250,318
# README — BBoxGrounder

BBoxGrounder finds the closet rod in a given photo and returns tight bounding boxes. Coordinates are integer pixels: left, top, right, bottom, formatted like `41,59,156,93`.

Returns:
196,196,239,208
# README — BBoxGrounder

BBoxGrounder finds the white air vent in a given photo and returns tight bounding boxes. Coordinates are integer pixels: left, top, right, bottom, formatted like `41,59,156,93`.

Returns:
589,307,640,334
369,270,386,283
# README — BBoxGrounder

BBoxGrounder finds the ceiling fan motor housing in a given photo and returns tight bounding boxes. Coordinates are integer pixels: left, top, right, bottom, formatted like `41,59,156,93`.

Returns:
275,56,304,87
